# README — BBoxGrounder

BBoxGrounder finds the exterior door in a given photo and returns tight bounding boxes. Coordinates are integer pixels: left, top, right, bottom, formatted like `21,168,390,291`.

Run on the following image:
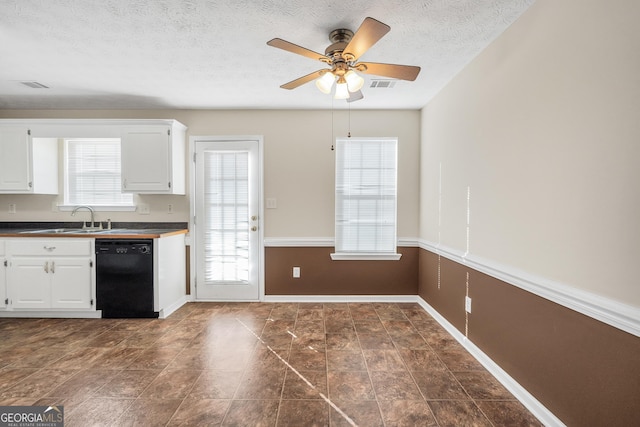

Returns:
194,138,262,300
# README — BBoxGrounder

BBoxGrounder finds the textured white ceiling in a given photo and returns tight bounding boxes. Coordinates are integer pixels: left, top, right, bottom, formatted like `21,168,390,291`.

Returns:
0,0,534,110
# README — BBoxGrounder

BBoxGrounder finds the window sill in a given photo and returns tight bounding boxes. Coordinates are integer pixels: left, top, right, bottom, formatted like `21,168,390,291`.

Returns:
57,205,137,212
330,253,402,261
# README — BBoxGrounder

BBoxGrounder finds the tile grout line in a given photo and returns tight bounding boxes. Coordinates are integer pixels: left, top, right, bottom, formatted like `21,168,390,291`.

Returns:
236,316,358,427
274,303,296,426
401,306,444,427
367,305,391,427
406,306,496,427
218,303,269,426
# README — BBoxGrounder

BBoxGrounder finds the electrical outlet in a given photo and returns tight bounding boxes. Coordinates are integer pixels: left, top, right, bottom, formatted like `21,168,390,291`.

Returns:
8,204,16,214
465,296,472,313
167,204,173,214
138,204,150,215
293,267,300,278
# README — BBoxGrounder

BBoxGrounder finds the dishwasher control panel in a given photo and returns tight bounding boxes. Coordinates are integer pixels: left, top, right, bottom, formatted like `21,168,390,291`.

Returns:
96,240,153,255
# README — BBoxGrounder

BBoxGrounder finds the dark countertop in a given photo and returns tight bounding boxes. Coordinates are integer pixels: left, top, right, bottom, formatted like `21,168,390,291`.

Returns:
0,222,188,239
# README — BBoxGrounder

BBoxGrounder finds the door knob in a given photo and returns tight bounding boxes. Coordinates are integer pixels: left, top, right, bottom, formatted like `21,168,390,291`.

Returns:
251,226,258,232
251,216,258,221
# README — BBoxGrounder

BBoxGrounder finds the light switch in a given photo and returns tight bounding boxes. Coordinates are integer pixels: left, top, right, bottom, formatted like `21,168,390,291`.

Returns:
293,267,300,278
266,198,277,209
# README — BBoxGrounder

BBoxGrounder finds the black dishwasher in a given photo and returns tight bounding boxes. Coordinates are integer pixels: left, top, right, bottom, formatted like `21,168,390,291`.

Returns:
95,239,158,318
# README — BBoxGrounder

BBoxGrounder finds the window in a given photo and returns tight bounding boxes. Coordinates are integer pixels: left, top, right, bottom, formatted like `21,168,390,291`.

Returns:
332,137,401,260
64,138,134,207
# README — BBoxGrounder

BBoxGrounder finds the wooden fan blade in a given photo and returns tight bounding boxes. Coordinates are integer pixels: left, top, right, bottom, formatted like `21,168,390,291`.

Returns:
343,17,390,61
267,38,330,62
357,62,421,81
280,70,326,90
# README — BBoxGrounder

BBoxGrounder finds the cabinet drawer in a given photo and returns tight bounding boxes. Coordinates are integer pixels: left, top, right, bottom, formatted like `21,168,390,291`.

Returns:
9,239,92,256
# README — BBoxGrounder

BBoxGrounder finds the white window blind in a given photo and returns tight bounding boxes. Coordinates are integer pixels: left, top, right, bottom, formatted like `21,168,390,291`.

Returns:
334,137,399,258
64,138,133,206
204,151,250,283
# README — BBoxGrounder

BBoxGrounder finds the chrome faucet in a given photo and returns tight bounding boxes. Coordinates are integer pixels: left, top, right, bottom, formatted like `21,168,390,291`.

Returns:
71,205,101,230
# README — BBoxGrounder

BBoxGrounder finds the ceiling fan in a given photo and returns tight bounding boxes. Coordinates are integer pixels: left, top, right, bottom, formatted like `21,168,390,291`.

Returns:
267,17,421,102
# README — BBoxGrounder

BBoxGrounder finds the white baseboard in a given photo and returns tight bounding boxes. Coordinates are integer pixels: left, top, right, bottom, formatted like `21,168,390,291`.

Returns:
416,296,565,427
261,237,639,336
159,295,189,319
0,310,102,318
262,295,418,303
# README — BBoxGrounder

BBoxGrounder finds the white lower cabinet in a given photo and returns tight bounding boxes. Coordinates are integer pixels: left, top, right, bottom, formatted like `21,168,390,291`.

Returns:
6,239,94,311
9,257,51,309
0,240,6,309
50,257,93,309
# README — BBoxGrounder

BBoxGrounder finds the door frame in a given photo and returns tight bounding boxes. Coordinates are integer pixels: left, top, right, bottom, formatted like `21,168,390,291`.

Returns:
189,135,264,301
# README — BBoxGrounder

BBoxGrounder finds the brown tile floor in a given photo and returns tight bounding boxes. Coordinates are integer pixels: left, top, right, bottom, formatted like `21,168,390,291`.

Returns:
0,302,542,426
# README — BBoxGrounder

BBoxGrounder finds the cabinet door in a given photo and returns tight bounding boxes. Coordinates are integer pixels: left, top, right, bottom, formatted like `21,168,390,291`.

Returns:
0,126,31,191
0,240,5,308
121,126,172,193
50,257,93,309
0,259,6,309
9,257,51,309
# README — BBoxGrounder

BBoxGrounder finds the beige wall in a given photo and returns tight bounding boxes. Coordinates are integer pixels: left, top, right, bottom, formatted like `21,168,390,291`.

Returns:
0,109,420,239
420,0,640,305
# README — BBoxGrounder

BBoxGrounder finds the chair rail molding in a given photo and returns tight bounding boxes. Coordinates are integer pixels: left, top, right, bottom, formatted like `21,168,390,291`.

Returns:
418,239,640,337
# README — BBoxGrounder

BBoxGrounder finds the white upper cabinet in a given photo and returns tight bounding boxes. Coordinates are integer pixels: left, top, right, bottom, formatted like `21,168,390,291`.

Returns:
0,119,186,196
121,121,186,194
0,126,58,194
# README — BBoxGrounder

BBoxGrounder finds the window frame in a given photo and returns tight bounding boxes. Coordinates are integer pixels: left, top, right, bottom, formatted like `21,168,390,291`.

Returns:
331,137,401,261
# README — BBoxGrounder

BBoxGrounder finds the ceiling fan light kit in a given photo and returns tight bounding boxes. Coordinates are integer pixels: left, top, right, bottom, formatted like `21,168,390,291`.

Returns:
345,70,365,92
267,17,420,102
315,71,335,94
334,77,350,99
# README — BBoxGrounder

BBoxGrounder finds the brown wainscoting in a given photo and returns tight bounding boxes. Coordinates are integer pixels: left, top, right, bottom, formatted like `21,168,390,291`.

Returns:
265,246,418,295
418,248,640,427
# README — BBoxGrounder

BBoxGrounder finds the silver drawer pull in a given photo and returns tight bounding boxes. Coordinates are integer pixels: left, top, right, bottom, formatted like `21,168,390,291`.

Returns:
44,261,49,273
43,246,56,251
51,261,55,273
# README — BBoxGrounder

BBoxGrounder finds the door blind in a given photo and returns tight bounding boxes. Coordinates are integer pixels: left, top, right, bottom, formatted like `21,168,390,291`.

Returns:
204,151,250,283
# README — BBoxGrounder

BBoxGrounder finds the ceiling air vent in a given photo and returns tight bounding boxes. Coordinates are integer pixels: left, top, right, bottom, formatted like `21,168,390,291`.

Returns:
369,79,396,89
21,81,49,89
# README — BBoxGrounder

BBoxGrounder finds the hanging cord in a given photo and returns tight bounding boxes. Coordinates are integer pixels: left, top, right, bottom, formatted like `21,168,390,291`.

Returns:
347,101,351,138
331,97,335,151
